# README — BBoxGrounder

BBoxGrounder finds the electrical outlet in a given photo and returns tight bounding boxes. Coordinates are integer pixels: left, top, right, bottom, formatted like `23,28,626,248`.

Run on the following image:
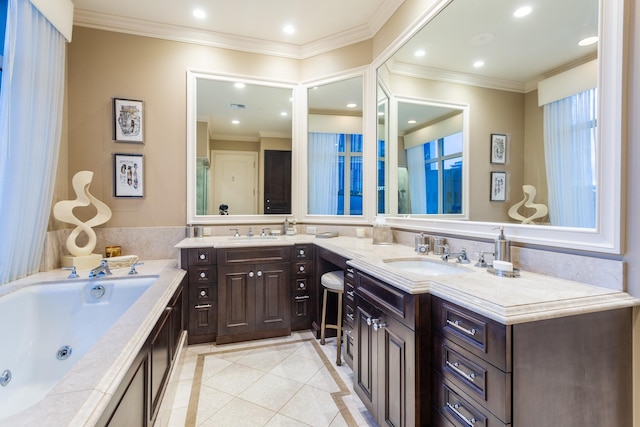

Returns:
202,227,212,236
306,226,317,234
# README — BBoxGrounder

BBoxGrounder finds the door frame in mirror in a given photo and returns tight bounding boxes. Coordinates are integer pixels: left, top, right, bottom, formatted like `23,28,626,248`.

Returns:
372,0,624,254
186,70,301,225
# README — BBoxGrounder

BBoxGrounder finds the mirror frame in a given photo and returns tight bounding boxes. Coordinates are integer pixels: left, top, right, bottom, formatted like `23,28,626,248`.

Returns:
370,0,624,253
186,70,302,225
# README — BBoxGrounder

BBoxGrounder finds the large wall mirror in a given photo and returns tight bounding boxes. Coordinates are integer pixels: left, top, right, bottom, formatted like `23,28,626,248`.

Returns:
377,0,624,253
306,75,364,216
187,71,296,222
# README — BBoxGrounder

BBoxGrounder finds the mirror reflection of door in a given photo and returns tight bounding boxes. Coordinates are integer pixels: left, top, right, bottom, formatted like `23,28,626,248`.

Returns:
264,150,291,214
211,151,257,215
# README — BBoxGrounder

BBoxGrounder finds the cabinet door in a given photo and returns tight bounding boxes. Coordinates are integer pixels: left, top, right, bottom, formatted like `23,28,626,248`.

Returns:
255,262,290,331
218,265,256,336
354,303,376,414
377,315,416,427
150,310,172,420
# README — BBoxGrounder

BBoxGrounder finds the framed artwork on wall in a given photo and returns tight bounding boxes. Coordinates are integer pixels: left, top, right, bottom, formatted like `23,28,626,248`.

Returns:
490,171,506,201
490,133,507,164
113,98,144,143
113,153,144,198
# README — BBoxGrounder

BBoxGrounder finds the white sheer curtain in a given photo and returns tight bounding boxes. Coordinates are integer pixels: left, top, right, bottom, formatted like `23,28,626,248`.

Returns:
0,0,66,284
406,144,426,214
308,132,339,214
543,88,596,228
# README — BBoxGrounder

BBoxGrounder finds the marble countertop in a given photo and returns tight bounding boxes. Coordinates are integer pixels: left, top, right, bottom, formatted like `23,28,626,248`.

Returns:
2,260,186,427
176,234,640,324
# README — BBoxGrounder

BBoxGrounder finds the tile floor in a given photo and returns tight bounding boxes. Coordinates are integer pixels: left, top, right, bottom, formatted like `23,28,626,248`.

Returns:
154,332,377,427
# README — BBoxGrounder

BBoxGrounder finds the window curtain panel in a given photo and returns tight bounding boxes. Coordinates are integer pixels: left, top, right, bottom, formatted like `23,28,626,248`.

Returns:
406,144,427,214
543,88,596,228
308,132,339,214
0,0,66,284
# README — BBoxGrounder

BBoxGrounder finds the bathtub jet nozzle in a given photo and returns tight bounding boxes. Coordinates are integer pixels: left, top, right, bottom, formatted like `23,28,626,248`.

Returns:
0,370,11,386
57,346,73,360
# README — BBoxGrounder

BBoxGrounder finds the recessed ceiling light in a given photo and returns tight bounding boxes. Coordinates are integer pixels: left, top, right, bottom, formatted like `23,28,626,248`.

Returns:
193,9,206,19
513,6,532,18
578,36,598,46
283,24,295,34
234,82,245,89
231,120,240,125
408,120,417,124
473,60,485,68
346,103,357,108
414,49,426,57
280,111,288,117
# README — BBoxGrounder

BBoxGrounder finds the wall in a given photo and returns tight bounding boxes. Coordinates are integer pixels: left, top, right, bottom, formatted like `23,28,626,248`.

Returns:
65,27,302,228
523,90,547,205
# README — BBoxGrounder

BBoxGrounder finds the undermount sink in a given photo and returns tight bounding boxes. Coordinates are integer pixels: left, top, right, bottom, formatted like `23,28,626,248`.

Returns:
383,258,472,276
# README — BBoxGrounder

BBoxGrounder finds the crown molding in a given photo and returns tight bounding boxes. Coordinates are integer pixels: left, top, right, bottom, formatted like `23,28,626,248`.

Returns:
74,9,379,60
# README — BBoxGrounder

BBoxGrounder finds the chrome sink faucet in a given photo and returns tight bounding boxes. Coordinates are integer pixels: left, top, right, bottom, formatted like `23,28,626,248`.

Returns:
89,260,112,278
229,228,240,237
441,246,470,263
247,227,254,237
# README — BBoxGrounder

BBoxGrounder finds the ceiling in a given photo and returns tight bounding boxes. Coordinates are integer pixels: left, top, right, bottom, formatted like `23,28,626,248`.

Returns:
71,0,404,59
72,0,598,140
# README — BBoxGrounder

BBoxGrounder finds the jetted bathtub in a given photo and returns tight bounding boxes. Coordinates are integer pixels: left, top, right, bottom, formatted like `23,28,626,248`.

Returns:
0,276,155,418
0,261,184,425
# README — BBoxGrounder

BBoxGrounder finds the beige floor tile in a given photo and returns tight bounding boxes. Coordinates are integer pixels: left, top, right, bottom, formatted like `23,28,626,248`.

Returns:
197,397,276,427
306,367,341,393
278,385,339,427
203,362,265,396
201,354,233,380
195,384,235,424
238,372,304,412
234,348,293,372
269,353,325,384
265,413,313,426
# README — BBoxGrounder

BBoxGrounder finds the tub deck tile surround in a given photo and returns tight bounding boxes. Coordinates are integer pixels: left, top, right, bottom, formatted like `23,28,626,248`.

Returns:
0,260,185,427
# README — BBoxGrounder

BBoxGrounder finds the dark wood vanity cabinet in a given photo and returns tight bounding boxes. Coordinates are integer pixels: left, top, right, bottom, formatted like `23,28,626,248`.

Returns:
431,296,633,427
290,244,314,331
97,279,185,427
217,246,291,344
353,269,431,427
342,267,356,368
181,247,217,345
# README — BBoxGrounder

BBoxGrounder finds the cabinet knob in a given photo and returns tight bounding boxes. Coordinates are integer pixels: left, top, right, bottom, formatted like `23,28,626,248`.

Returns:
200,290,206,297
299,249,305,256
199,253,206,260
366,317,386,331
249,271,254,278
257,270,263,277
299,265,305,273
200,272,207,278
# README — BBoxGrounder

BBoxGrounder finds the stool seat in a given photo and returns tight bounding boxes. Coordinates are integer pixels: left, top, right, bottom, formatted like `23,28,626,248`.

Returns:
319,270,345,366
321,271,344,291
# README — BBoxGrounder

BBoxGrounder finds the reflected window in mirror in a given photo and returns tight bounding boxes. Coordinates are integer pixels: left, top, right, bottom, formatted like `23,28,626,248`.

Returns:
307,76,364,216
377,84,389,214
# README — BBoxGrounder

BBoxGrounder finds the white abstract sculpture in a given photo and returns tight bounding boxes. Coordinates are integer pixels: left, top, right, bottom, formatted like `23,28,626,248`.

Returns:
508,185,548,224
53,171,112,268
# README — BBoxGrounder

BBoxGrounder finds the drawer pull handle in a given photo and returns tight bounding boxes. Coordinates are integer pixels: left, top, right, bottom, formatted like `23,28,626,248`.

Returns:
194,304,212,309
294,295,310,301
366,317,387,331
446,402,477,426
446,361,477,382
346,268,354,274
346,313,355,321
346,290,355,297
446,319,477,336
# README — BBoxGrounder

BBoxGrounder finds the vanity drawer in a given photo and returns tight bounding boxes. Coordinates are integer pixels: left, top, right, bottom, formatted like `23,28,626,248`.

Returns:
344,280,355,303
292,260,311,276
432,296,510,371
187,247,216,266
356,270,416,329
344,303,355,327
433,334,511,423
189,282,217,302
292,244,313,260
188,266,217,283
433,371,508,427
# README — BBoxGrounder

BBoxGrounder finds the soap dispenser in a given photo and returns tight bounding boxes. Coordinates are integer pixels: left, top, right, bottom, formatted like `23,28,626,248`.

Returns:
494,226,511,262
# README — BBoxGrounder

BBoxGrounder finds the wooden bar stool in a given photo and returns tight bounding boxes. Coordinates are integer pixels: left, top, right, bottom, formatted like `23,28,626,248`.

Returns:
319,270,344,366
